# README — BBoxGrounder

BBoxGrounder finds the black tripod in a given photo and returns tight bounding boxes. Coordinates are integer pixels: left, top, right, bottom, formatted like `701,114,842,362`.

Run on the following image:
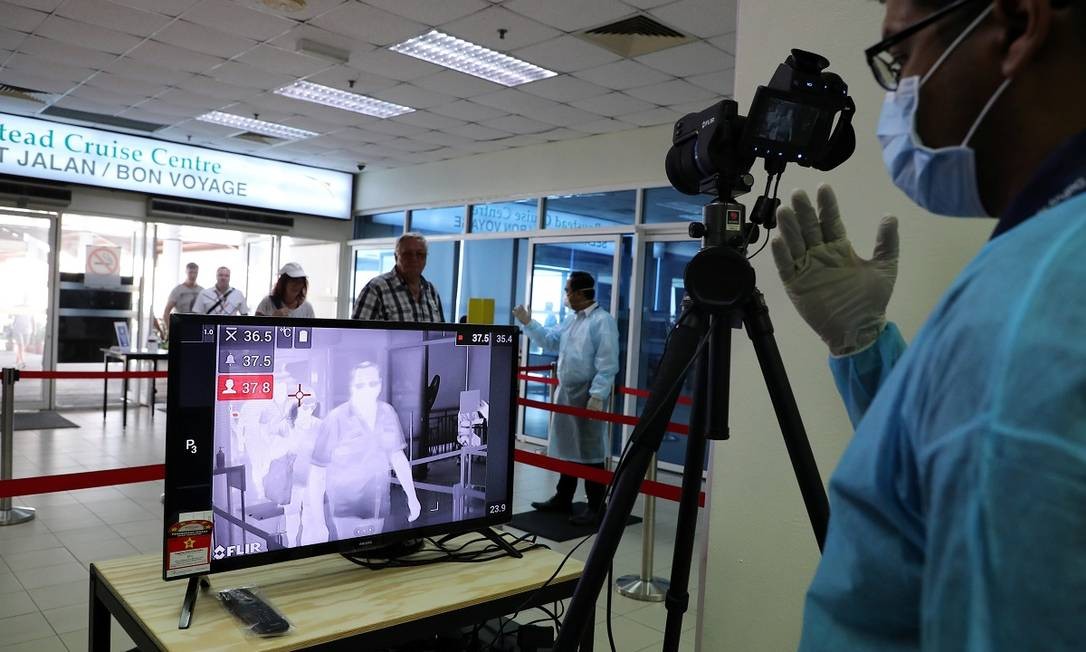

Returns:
554,198,830,651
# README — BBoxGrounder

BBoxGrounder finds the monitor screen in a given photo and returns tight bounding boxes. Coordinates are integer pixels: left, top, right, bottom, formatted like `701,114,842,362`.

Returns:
163,315,517,580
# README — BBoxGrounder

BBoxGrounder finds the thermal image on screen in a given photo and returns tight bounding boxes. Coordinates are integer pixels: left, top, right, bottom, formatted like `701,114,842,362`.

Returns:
208,325,497,559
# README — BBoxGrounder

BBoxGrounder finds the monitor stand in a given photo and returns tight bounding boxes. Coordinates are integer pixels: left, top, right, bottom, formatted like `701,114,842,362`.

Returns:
178,575,210,629
438,527,523,559
347,537,425,560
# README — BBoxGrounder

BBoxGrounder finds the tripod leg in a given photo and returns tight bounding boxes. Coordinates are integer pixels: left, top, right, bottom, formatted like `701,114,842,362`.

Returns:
553,307,710,651
743,290,829,549
661,316,719,652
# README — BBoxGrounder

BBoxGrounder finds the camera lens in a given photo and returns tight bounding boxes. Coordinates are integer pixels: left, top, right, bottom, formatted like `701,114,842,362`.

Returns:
666,141,703,195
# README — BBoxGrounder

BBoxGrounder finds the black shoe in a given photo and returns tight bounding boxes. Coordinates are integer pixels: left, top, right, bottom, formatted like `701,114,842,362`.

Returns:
569,509,600,527
531,496,573,513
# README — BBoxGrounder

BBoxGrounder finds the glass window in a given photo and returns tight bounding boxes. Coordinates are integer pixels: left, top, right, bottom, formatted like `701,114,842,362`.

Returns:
636,239,701,468
469,199,538,233
151,224,248,327
279,237,341,318
410,206,465,235
643,187,705,224
354,212,403,239
544,190,635,229
351,248,396,306
457,239,528,325
423,241,457,321
0,210,53,407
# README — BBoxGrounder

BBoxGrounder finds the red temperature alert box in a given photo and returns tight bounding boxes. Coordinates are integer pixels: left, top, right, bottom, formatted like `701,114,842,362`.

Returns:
216,374,274,401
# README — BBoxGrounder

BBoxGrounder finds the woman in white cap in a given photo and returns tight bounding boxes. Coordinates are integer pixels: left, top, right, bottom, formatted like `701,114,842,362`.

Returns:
255,262,315,318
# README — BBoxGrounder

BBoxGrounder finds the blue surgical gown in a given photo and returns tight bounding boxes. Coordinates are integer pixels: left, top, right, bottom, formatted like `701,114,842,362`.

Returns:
524,304,620,463
801,192,1086,651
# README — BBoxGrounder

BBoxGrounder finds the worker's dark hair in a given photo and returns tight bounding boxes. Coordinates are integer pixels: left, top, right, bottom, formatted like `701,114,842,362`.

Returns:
568,271,596,301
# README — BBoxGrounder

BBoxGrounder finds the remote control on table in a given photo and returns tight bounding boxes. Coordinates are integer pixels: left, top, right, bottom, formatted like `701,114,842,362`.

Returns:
218,588,290,636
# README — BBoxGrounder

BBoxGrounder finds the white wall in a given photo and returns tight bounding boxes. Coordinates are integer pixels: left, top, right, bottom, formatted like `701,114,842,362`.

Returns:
354,125,673,213
696,1,993,650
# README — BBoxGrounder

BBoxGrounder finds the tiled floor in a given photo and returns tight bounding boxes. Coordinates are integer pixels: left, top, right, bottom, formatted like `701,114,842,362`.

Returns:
0,407,703,651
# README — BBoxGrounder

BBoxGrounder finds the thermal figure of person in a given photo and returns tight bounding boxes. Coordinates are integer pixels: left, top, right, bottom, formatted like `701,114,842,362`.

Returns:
301,361,422,544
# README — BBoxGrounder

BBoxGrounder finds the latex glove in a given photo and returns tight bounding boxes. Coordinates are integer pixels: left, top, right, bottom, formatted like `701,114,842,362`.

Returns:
772,184,899,356
407,496,422,522
512,304,531,325
587,397,605,413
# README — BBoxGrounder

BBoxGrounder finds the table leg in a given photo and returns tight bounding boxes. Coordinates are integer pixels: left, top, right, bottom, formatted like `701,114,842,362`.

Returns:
88,566,111,652
102,354,109,421
122,358,129,429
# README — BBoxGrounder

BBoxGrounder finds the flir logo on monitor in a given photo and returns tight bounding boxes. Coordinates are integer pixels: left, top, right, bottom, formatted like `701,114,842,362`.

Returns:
213,543,262,560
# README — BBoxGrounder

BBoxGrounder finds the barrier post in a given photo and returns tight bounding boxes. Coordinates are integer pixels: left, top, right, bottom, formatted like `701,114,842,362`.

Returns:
616,453,667,601
0,367,35,526
604,393,615,472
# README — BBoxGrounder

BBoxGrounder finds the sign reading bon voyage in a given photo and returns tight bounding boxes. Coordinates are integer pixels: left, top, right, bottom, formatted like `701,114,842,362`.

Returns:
0,112,351,219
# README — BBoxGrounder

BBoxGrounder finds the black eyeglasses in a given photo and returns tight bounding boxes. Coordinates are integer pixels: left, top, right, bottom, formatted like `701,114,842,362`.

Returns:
864,0,985,91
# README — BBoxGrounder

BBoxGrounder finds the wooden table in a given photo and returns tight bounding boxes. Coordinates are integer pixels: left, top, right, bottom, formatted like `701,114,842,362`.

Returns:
89,542,591,651
100,348,168,428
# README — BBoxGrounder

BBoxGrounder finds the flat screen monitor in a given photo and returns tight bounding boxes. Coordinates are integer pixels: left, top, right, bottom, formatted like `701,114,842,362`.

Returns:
162,315,517,580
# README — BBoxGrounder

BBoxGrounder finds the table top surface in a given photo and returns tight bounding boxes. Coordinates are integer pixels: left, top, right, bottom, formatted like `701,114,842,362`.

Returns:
92,540,583,651
101,347,169,359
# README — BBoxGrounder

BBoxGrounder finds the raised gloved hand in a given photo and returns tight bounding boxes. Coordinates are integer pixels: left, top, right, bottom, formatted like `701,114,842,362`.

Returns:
512,305,531,325
771,184,899,356
587,397,605,413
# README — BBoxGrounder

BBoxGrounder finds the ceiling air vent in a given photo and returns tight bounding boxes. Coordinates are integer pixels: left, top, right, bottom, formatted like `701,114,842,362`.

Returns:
232,131,287,145
0,83,50,104
40,106,165,133
578,15,695,57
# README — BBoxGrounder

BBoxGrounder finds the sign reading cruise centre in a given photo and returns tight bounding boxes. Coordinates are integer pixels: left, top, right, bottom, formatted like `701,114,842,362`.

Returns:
0,113,352,219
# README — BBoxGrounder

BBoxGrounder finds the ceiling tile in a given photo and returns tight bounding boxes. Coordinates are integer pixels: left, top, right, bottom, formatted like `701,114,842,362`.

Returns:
511,36,621,74
619,106,684,127
439,6,560,51
471,87,560,114
153,88,225,111
428,99,509,121
390,111,468,131
687,68,734,95
0,26,26,51
413,70,505,99
635,41,735,76
382,137,442,153
518,102,600,127
648,0,738,39
129,40,227,73
178,74,261,100
360,120,421,137
504,0,634,32
211,62,296,91
496,133,548,148
18,35,118,70
709,32,736,55
446,123,511,141
570,92,655,117
155,20,258,60
666,98,721,114
139,97,217,117
105,58,196,86
311,3,427,46
351,129,399,144
412,130,476,147
108,0,200,15
460,139,511,153
56,0,171,37
236,0,350,22
573,60,673,91
84,72,163,98
1,2,49,32
306,65,399,95
117,106,178,126
372,83,456,110
348,49,442,82
69,84,147,108
571,118,634,134
5,0,62,10
625,78,716,104
5,53,95,84
519,75,610,103
479,114,551,134
36,15,144,55
164,120,238,138
620,0,677,8
0,70,75,94
328,126,377,144
183,0,296,41
236,45,332,78
363,0,488,25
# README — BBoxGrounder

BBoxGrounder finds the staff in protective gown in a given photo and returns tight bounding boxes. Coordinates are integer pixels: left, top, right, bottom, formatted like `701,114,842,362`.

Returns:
514,271,619,526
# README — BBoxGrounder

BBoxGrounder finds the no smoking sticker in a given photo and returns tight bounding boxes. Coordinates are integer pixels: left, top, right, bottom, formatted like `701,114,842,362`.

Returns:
86,246,120,275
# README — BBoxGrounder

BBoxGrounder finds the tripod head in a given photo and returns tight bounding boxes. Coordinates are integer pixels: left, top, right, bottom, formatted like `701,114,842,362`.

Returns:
664,49,856,313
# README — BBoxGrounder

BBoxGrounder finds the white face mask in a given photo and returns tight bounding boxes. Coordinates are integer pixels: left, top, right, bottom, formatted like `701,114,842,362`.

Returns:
875,5,1011,217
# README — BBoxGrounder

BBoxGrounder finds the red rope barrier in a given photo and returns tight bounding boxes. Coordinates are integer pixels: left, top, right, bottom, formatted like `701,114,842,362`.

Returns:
517,396,689,436
520,364,555,372
513,449,704,507
0,464,165,498
18,370,168,380
518,373,694,407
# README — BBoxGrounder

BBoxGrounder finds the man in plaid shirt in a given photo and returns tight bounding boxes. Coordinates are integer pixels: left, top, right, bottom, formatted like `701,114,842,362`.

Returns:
352,232,445,323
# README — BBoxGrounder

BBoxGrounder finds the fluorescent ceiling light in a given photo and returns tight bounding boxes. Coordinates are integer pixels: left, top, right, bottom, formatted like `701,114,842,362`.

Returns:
390,30,557,87
295,38,350,64
275,80,414,118
195,111,317,140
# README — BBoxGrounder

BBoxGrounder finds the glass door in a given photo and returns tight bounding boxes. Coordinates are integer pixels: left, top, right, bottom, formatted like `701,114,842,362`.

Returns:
0,209,56,408
244,234,275,311
521,236,626,450
349,245,397,315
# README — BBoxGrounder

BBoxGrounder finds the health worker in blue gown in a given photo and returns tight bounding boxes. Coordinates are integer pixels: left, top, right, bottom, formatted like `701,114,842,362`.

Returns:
770,0,1086,649
513,272,620,527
